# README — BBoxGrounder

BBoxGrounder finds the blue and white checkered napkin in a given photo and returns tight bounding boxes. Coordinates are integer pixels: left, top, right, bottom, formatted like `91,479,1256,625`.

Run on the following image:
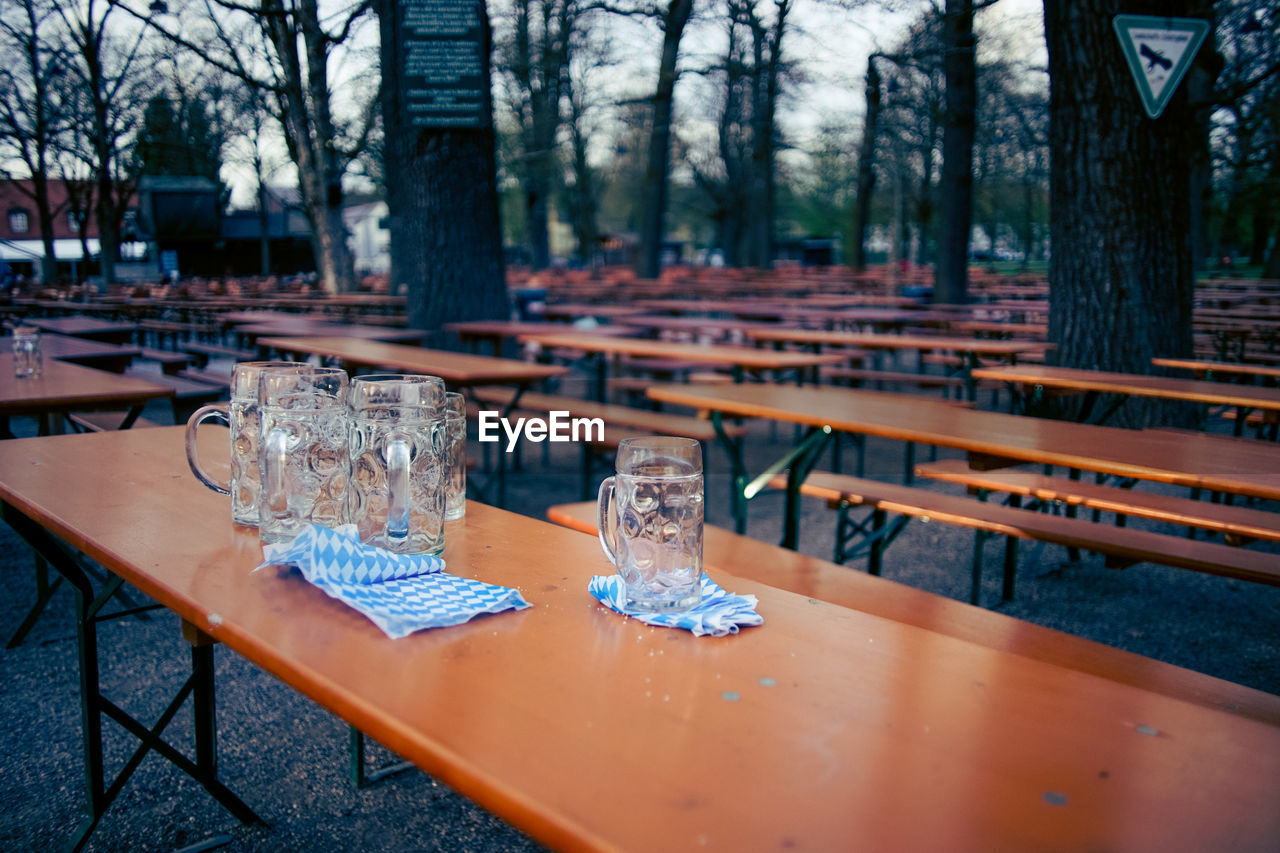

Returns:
587,574,762,637
257,524,531,639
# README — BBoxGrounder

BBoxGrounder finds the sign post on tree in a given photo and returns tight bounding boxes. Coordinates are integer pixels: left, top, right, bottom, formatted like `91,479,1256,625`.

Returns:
1113,15,1210,119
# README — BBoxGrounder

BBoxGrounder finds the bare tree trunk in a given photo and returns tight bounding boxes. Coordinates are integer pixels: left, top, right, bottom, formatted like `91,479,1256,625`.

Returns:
263,0,356,293
934,0,976,305
567,90,599,266
380,0,508,334
849,59,881,272
1266,221,1280,278
635,0,693,280
1045,0,1207,428
743,0,787,271
257,174,272,275
92,108,118,288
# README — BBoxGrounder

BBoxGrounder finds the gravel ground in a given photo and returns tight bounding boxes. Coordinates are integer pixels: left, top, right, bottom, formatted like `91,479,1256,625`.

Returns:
2,383,1279,851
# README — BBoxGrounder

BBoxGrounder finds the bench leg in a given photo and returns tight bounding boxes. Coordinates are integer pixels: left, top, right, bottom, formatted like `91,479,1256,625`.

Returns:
866,508,886,576
349,727,414,789
971,530,985,605
1002,494,1020,602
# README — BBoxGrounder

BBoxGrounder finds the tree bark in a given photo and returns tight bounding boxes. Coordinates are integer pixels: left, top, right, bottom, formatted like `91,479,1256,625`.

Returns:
744,0,787,270
635,0,693,280
380,0,508,335
849,59,881,272
934,0,976,305
1044,0,1208,427
262,0,356,294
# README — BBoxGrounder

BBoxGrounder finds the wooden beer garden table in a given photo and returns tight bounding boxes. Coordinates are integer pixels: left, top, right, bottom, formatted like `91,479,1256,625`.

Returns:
515,330,847,400
235,319,426,345
743,328,1053,399
645,382,1280,537
0,354,173,439
3,332,142,374
2,426,1278,851
1152,356,1280,382
254,335,568,389
971,363,1280,433
24,316,138,345
444,320,631,356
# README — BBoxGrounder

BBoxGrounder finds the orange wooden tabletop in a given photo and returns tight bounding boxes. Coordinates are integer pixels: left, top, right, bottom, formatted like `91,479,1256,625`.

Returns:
1,426,1279,851
745,327,1053,356
544,501,1280,728
515,331,847,370
0,355,173,415
646,382,1280,501
972,364,1280,411
253,336,568,387
1153,357,1280,379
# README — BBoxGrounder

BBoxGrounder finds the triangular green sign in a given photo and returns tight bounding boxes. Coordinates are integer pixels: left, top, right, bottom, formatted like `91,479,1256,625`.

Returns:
1113,15,1210,119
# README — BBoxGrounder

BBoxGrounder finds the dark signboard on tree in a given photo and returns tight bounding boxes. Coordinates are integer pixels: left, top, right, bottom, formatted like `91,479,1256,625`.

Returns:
397,0,489,129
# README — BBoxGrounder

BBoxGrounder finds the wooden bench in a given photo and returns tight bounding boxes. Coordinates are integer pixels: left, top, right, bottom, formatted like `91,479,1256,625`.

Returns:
139,319,210,349
544,501,1280,728
766,470,1280,605
470,386,746,498
123,367,226,422
137,348,193,375
913,458,1280,545
826,367,963,396
607,371,734,405
68,412,165,433
182,341,257,367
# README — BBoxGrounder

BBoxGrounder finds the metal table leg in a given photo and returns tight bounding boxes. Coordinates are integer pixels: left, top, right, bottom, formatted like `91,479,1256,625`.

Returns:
1,504,265,852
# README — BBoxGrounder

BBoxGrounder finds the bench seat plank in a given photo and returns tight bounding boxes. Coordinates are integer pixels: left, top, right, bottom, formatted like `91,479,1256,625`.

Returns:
915,458,1280,544
773,471,1280,588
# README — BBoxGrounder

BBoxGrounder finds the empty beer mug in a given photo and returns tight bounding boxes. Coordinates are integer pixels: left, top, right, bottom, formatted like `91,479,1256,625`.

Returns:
444,391,466,521
348,374,447,555
597,437,704,612
186,361,309,527
11,327,41,378
258,366,350,544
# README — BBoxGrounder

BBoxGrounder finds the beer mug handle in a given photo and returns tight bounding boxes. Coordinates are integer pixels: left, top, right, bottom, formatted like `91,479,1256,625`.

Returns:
386,434,411,543
262,426,291,525
596,475,618,565
185,404,231,496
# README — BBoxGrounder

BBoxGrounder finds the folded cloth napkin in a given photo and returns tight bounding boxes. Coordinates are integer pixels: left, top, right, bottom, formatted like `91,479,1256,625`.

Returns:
257,524,531,639
588,574,762,637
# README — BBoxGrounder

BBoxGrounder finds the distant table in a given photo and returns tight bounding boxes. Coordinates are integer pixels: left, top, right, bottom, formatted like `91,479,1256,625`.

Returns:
237,320,425,345
3,426,1279,852
538,303,649,321
517,330,846,399
218,310,332,327
1153,356,1280,382
972,363,1280,432
744,328,1053,399
945,320,1048,339
444,320,629,356
612,314,784,344
3,333,141,374
255,335,568,388
647,382,1280,539
0,355,173,438
25,316,137,345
